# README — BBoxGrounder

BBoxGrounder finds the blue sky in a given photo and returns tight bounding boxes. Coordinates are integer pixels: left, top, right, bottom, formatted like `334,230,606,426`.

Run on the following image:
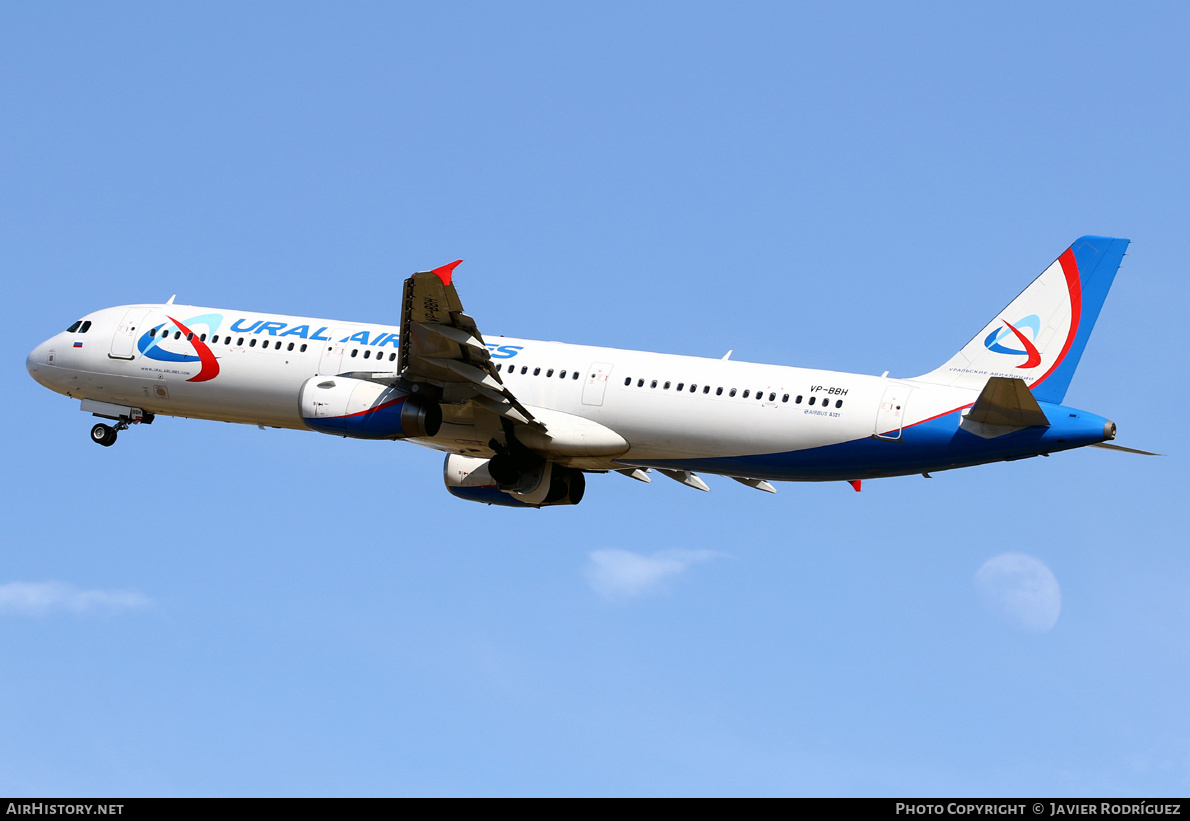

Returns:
2,2,1187,796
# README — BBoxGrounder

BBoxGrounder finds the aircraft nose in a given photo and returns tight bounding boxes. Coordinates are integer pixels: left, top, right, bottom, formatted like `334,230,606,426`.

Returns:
26,340,51,383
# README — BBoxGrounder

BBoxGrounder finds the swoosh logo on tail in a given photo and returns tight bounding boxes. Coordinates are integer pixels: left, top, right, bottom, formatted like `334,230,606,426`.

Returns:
1000,319,1042,369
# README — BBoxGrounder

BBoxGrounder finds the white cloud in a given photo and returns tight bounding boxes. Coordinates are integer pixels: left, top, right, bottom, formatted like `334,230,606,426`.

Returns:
974,553,1061,632
585,548,722,601
0,581,152,616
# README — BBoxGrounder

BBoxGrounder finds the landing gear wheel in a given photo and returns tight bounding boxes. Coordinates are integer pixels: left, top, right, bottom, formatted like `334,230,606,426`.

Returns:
90,423,117,447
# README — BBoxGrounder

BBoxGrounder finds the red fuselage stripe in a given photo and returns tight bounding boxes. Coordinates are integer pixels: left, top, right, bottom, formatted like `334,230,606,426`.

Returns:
330,396,406,420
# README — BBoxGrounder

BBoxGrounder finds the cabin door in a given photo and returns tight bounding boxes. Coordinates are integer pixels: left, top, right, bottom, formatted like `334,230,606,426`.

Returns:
109,308,149,360
581,362,614,406
317,328,352,375
874,384,913,440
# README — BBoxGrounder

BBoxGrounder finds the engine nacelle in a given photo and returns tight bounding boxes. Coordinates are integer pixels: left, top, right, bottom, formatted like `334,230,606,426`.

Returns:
444,453,586,507
300,376,441,439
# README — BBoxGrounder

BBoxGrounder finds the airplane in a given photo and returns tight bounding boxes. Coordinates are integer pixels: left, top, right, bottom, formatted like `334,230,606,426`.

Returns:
25,236,1153,507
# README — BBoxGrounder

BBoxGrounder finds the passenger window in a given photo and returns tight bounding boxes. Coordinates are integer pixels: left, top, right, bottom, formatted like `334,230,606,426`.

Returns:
80,321,92,333
703,386,710,394
572,372,579,380
808,396,815,405
389,353,395,361
287,342,294,351
148,327,157,337
349,349,357,357
364,350,371,359
237,337,244,346
66,321,82,333
836,400,843,408
250,338,257,348
664,382,671,390
782,394,789,403
560,370,567,379
743,390,750,398
300,344,308,353
729,388,736,397
174,331,181,340
769,393,776,401
637,379,644,387
496,363,502,372
200,333,207,342
676,382,684,391
795,395,802,404
623,377,631,386
275,341,281,350
533,367,541,376
547,369,554,377
650,380,658,389
716,387,723,396
521,366,528,374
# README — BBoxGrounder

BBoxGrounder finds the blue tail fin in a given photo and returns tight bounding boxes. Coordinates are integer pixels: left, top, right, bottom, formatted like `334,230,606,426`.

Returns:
914,236,1129,403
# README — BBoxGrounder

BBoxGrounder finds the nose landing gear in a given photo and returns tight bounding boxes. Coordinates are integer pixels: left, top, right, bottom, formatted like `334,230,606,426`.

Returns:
82,399,154,447
90,423,119,447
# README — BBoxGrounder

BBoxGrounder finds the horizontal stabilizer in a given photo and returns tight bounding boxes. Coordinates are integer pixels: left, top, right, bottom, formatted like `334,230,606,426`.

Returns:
966,377,1050,428
1089,442,1161,456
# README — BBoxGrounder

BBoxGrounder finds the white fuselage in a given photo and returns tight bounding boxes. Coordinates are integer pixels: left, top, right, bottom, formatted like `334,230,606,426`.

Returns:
26,301,1109,485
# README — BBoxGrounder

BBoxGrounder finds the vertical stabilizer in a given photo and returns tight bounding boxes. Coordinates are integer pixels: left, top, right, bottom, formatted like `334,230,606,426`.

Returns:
913,236,1129,403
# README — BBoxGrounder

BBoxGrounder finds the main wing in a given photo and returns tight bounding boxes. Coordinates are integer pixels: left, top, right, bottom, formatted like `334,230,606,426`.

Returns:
394,260,544,435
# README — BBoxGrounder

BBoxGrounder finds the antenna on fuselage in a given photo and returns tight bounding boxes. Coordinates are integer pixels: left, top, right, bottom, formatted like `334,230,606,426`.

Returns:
165,295,176,305
722,350,732,360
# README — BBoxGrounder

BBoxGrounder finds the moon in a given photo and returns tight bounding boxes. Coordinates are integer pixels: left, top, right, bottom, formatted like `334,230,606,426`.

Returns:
974,553,1061,632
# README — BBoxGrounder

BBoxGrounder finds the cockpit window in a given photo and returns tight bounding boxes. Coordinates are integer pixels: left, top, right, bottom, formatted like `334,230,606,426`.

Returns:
66,321,82,333
79,321,91,333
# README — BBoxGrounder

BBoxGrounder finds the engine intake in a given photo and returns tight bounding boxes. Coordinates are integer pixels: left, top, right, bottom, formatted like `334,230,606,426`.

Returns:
300,376,441,439
444,453,585,507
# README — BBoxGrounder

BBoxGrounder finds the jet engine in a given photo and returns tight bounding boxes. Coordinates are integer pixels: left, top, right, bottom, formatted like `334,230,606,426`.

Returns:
444,453,586,507
299,376,441,439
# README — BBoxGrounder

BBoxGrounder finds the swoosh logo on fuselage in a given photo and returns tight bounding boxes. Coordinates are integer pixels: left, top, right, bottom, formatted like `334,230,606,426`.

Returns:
136,314,222,382
167,316,220,382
